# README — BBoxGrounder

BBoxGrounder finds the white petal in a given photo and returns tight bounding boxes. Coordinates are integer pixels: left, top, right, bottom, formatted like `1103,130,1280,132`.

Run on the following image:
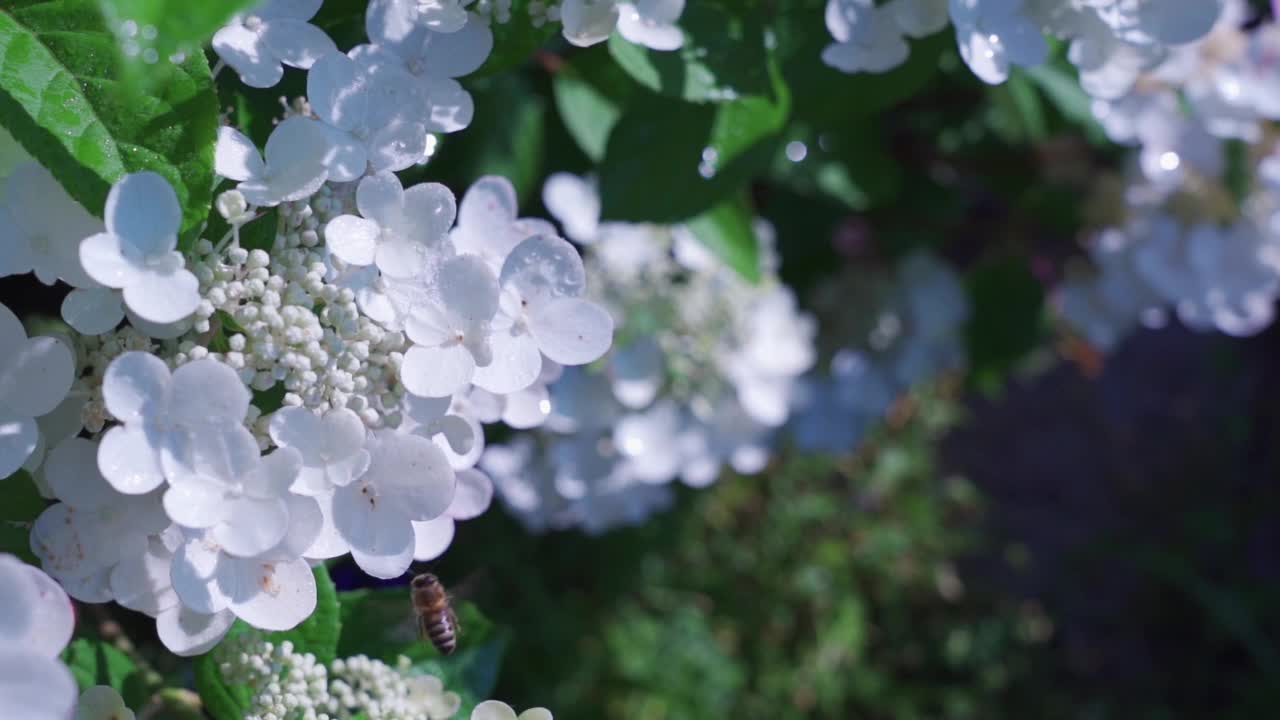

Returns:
214,126,265,182
61,287,124,336
213,24,285,89
401,181,457,240
259,117,332,203
560,0,620,46
223,557,317,631
75,685,134,720
79,231,145,290
529,297,613,366
259,18,338,69
367,119,427,174
410,516,454,561
333,482,415,578
213,497,289,557
315,125,367,184
363,432,455,520
21,564,74,657
418,13,495,77
244,446,303,498
123,263,200,324
44,437,115,510
267,405,323,454
0,650,77,720
0,335,74,417
105,172,180,256
418,76,474,133
155,606,234,657
163,476,229,529
472,700,519,720
438,254,500,327
168,358,251,426
161,423,260,485
471,328,542,394
101,351,170,424
0,413,37,479
303,492,351,559
269,493,323,560
500,234,587,307
542,173,600,243
501,384,550,429
325,215,381,266
355,170,405,227
97,425,165,494
169,540,231,615
401,344,476,398
308,52,367,131
617,3,684,50
448,467,492,520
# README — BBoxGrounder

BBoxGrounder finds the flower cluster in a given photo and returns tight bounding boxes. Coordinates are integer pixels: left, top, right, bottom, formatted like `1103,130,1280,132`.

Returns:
1,0,612,657
480,174,816,534
789,252,970,453
823,0,1227,87
1056,1,1280,349
216,631,548,720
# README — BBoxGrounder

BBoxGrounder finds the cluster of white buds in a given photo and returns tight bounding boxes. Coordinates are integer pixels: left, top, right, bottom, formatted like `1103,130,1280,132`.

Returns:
217,633,461,720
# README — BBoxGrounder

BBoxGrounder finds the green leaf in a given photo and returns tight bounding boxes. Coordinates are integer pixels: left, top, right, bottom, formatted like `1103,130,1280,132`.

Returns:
964,256,1046,392
552,47,634,162
194,650,251,720
475,0,556,77
337,588,509,717
686,197,761,283
62,638,142,695
0,470,45,522
0,1,220,249
606,4,773,104
96,0,257,87
0,521,37,564
770,119,903,211
1022,64,1107,144
598,87,785,222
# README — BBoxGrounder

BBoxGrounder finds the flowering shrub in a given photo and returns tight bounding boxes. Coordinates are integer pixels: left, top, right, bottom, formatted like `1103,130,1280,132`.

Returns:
0,0,1277,717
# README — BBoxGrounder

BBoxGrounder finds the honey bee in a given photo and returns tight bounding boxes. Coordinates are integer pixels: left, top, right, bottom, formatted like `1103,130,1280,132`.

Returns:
411,572,459,656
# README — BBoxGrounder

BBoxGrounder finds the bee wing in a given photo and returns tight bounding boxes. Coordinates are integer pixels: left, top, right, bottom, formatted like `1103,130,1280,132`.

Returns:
448,604,461,638
417,613,432,641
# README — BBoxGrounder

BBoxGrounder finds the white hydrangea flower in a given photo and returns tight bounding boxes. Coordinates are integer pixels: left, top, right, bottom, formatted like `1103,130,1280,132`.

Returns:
453,175,557,272
324,171,456,274
330,429,456,578
476,235,614,393
74,686,136,720
401,254,501,398
822,0,910,74
215,118,333,207
472,700,552,720
0,301,75,478
542,173,601,244
268,406,372,495
308,51,431,181
415,0,471,32
78,172,201,324
616,0,685,51
0,554,77,720
949,0,1047,84
366,0,494,79
0,162,103,288
96,352,250,494
213,0,338,88
560,0,620,47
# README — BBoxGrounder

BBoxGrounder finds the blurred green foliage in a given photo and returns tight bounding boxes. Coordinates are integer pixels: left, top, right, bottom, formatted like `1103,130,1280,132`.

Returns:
440,382,1060,719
